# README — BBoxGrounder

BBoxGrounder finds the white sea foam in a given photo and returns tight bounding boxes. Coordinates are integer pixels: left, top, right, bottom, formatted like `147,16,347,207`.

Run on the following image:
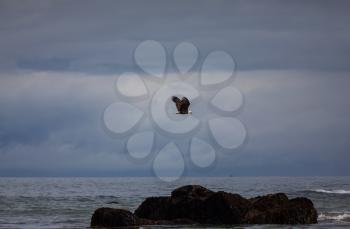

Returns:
318,213,350,221
314,189,350,194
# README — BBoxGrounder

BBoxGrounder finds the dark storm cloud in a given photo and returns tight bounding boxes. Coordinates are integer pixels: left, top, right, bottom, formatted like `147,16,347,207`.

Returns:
0,1,350,176
1,70,350,176
1,0,350,73
0,72,144,175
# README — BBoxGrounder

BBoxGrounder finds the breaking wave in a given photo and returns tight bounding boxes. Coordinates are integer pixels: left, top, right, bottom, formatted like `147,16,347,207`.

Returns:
318,212,350,221
313,189,350,194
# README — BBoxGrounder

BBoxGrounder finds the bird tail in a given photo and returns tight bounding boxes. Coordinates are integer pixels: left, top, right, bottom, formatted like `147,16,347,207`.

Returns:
171,96,180,103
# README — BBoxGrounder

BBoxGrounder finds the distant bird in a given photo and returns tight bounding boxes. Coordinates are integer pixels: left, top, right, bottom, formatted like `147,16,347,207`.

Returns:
171,96,192,114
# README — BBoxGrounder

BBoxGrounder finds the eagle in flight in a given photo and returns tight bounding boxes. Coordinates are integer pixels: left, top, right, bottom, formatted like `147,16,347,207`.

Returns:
171,96,192,114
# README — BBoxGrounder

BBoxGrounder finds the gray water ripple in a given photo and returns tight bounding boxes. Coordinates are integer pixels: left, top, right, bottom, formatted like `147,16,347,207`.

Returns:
0,177,349,228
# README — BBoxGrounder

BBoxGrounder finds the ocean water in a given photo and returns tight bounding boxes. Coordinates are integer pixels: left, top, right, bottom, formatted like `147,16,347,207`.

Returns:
0,177,349,229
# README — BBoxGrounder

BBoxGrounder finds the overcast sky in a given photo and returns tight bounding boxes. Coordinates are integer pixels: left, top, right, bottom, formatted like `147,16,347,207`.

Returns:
1,0,350,176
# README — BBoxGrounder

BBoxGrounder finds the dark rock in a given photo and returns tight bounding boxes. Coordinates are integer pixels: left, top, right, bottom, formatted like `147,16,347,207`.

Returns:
91,208,137,227
244,193,318,224
249,193,289,208
285,197,318,224
146,218,198,225
168,185,213,222
134,196,171,220
135,185,215,223
135,185,214,222
92,185,318,227
91,207,197,228
244,193,290,224
202,191,251,224
171,185,214,202
106,201,119,204
135,186,250,224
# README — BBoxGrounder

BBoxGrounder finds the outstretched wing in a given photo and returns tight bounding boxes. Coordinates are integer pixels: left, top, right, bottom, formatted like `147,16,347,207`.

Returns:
180,97,190,114
172,96,182,112
172,96,180,104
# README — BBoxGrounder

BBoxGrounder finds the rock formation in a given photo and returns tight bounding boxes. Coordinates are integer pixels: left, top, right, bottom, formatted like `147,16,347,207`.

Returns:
91,185,318,228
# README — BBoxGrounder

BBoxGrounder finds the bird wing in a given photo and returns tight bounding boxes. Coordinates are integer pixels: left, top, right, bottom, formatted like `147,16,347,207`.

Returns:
180,97,190,113
172,96,182,112
172,96,180,103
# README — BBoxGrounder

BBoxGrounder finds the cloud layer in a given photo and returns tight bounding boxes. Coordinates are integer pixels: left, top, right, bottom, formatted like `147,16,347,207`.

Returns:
1,0,350,176
1,69,349,176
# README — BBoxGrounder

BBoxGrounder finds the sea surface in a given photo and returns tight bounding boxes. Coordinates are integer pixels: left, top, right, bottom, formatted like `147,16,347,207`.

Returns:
0,177,349,228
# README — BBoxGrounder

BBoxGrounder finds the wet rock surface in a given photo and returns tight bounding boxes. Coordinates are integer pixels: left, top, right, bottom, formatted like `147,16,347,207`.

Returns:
91,185,318,228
